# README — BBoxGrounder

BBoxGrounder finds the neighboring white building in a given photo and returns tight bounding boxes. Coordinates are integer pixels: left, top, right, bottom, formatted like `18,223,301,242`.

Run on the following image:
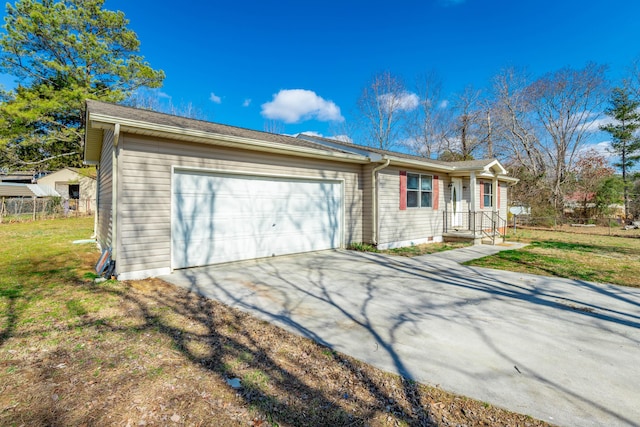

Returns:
38,167,97,213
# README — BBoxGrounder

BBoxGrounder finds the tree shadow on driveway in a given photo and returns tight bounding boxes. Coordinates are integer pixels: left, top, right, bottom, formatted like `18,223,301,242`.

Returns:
164,250,640,427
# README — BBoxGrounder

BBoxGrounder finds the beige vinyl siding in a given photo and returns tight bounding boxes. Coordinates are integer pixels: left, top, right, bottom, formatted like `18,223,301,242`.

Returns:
96,130,114,251
377,167,444,246
362,163,375,244
498,181,508,219
116,134,365,274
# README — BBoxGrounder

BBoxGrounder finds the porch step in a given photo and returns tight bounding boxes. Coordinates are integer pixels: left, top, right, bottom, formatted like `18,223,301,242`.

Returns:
443,231,483,245
481,236,505,245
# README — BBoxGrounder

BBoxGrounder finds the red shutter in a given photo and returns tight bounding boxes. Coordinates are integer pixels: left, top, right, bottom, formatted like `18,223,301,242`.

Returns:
479,180,485,209
399,171,407,210
432,175,439,210
497,182,501,209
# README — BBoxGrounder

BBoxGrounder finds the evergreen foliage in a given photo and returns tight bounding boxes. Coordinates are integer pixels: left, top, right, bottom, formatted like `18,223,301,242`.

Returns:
0,0,164,170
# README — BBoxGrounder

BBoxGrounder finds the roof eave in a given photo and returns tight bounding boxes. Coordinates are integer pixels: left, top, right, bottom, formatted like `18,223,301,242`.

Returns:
385,156,454,172
87,113,370,164
498,175,519,184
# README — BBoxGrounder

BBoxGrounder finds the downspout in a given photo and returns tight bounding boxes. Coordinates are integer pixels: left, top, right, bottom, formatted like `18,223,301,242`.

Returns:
92,164,99,239
371,157,390,245
111,123,120,261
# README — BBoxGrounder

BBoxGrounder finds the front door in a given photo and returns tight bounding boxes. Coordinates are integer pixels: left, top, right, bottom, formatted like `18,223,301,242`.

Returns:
451,178,463,228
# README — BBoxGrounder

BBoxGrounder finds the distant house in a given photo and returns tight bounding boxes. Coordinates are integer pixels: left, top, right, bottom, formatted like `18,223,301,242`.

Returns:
564,191,624,219
83,100,517,280
38,168,97,213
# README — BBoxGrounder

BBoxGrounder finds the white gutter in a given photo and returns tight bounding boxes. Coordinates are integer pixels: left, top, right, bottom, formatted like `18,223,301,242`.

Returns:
371,158,391,245
384,156,454,173
111,123,120,262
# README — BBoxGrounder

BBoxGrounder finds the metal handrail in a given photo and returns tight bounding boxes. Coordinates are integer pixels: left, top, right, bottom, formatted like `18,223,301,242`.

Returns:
443,209,507,244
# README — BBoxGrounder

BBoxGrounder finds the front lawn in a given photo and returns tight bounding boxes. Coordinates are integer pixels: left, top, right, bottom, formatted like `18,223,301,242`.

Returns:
466,228,640,287
0,217,549,426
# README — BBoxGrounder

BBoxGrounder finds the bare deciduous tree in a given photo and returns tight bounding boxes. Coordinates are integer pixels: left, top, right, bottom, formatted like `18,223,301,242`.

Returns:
127,90,207,120
491,67,545,175
448,85,486,159
405,71,452,158
263,119,284,134
357,71,417,150
527,63,609,211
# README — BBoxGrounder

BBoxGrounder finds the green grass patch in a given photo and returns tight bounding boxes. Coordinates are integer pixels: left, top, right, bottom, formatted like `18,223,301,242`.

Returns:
466,229,640,287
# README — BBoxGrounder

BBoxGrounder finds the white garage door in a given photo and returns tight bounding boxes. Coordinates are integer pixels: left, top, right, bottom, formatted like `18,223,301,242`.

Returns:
172,169,343,269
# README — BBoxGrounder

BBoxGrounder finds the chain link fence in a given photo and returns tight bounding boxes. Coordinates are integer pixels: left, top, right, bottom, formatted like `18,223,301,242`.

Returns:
510,215,640,237
0,197,95,223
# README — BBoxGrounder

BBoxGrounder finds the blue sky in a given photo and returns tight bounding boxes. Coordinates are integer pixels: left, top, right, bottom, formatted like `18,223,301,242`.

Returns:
2,0,640,144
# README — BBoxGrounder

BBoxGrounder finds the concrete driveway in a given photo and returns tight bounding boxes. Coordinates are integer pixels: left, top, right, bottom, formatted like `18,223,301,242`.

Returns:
160,247,640,427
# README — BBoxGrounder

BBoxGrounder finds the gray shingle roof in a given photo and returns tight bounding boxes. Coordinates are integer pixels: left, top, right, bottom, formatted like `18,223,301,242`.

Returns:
297,133,455,165
86,100,356,156
86,100,510,177
445,159,497,169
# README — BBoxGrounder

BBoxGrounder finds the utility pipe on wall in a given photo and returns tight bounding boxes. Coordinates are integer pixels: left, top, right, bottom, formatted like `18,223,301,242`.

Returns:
371,158,390,245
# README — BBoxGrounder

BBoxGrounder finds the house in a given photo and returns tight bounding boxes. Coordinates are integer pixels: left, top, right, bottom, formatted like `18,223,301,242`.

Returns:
563,191,624,219
38,167,97,213
83,100,517,280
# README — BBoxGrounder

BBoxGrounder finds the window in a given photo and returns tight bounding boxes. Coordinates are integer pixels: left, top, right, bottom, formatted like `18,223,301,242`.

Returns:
407,173,432,208
483,181,493,208
69,184,80,200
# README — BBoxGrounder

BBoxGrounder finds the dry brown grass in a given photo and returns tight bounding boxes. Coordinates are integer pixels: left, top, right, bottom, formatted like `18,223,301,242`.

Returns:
1,217,550,426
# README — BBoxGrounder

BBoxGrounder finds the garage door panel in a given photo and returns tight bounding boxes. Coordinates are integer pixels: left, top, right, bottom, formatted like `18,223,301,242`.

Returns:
172,170,342,269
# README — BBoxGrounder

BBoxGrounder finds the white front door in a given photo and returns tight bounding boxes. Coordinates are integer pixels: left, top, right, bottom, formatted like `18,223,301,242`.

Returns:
451,178,463,228
171,170,343,269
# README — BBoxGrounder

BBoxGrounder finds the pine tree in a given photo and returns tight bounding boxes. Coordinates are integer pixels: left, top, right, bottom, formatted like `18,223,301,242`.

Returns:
0,0,165,171
600,87,640,221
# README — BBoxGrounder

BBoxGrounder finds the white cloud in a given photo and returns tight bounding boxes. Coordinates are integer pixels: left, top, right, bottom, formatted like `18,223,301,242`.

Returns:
261,89,344,123
156,91,171,99
378,91,419,113
299,131,323,137
242,98,251,107
579,141,613,158
210,92,222,104
295,131,353,144
438,99,449,109
332,134,353,143
584,116,614,133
